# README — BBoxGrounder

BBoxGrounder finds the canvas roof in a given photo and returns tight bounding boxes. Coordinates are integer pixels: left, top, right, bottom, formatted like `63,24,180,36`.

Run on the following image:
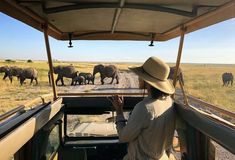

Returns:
0,0,234,41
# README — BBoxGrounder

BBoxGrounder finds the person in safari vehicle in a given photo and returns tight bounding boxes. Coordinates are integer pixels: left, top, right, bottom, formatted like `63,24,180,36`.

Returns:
110,56,176,160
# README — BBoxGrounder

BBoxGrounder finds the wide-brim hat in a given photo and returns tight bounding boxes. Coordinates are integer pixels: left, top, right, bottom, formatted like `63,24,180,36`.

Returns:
129,57,175,94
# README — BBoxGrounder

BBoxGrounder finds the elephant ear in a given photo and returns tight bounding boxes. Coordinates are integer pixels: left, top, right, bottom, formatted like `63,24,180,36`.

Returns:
70,66,77,73
54,65,61,73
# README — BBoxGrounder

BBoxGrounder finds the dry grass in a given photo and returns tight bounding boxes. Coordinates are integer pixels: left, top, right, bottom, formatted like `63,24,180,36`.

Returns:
181,63,235,112
0,60,234,114
0,60,140,113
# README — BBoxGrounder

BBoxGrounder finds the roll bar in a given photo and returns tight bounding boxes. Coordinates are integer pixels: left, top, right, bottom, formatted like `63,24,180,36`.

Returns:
43,25,57,100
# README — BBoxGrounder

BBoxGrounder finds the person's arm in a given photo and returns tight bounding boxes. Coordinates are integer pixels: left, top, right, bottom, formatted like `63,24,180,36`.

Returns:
109,95,150,142
116,102,150,142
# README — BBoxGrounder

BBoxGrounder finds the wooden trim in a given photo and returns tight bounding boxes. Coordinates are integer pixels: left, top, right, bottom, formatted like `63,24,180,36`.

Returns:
0,98,62,160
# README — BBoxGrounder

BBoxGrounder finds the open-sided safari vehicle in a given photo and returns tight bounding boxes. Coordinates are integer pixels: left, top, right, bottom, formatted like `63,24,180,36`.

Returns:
0,0,235,160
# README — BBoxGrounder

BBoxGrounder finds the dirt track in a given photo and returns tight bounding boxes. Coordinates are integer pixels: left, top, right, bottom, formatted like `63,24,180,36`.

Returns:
57,71,141,94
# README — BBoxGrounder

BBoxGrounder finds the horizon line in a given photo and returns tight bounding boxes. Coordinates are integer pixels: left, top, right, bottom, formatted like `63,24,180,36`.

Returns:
0,59,234,65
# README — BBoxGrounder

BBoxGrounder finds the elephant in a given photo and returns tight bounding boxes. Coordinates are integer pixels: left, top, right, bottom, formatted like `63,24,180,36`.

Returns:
8,66,23,82
222,72,233,86
19,68,38,85
0,66,22,83
93,64,119,85
48,71,51,85
168,66,184,85
0,66,10,79
79,72,95,85
51,65,78,86
87,75,95,85
71,76,86,85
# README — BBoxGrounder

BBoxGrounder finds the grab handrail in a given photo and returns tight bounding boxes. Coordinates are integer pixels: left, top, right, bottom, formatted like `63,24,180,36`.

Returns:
0,93,53,122
0,106,25,122
187,95,235,119
23,93,53,108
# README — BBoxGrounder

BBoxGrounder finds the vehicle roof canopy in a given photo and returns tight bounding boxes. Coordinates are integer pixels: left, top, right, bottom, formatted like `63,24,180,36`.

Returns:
0,0,234,41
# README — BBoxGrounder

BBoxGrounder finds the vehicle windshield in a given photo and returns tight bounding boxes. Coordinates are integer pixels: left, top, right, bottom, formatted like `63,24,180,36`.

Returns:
0,12,234,121
55,63,142,94
66,112,130,137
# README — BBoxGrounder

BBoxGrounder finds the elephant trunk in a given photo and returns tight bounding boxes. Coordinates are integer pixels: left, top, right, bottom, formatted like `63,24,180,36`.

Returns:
93,68,98,77
48,72,51,85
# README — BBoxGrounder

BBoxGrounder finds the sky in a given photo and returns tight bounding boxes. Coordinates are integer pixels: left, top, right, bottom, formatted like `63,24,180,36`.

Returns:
0,12,235,64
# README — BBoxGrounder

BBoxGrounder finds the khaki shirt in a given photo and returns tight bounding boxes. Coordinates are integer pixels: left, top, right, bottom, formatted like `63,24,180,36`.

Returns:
116,96,176,160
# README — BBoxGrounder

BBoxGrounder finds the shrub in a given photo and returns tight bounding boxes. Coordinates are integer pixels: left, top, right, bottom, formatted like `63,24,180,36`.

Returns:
27,59,33,63
5,59,15,63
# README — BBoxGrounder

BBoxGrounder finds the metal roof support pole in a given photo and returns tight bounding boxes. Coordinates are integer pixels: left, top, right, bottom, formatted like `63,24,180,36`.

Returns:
173,26,189,105
43,24,57,100
179,79,189,106
173,26,186,86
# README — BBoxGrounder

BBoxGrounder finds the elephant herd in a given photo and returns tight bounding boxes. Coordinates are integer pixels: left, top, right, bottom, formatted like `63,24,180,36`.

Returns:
0,64,185,87
2,64,231,88
0,64,120,86
0,66,38,85
48,64,119,86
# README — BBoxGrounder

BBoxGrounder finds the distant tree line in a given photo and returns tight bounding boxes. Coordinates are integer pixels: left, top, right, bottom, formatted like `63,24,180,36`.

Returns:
4,59,33,63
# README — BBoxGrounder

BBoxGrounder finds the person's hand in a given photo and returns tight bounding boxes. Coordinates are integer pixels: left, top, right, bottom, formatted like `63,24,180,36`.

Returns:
107,95,124,115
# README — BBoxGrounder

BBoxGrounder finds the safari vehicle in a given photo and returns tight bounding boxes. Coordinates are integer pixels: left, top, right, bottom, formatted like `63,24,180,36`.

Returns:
0,0,235,160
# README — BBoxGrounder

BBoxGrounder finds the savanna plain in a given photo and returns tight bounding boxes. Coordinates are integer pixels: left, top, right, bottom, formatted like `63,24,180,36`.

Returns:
0,60,234,114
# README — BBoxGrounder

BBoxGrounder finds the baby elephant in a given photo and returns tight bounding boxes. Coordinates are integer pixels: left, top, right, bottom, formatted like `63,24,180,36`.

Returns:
72,76,85,85
19,68,38,85
79,72,95,85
